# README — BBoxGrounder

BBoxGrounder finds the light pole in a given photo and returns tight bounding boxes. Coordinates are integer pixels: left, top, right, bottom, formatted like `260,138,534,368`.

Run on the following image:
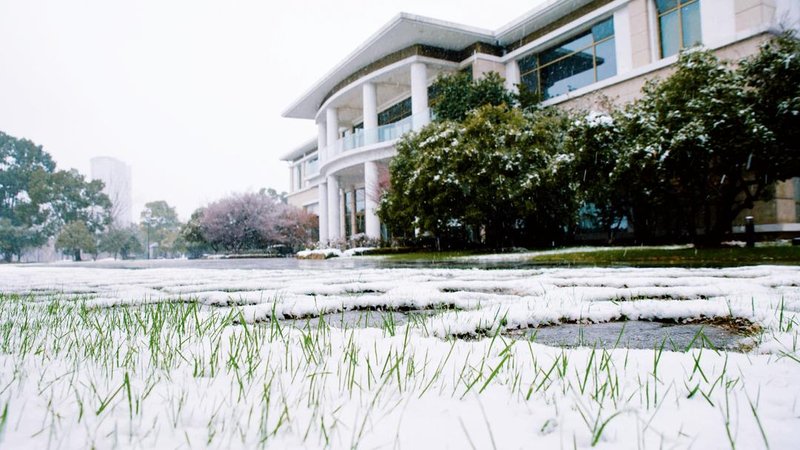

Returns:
144,209,152,259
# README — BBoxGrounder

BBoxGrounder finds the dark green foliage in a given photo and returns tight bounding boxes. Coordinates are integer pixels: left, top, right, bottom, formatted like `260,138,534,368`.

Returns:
0,131,111,261
625,48,768,243
140,200,181,258
55,221,96,261
515,82,544,113
380,105,575,247
565,111,629,241
0,132,55,260
381,34,800,248
430,72,516,122
98,227,142,259
180,208,213,258
740,31,800,178
46,169,112,234
568,36,800,245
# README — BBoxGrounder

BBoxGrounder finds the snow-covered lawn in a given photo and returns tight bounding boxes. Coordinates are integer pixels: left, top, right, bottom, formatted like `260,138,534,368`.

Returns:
1,263,799,448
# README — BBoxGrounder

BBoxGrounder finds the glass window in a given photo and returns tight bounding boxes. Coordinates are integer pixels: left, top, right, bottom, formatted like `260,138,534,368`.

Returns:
595,38,617,81
540,50,596,99
306,157,319,178
378,97,412,126
344,191,353,237
681,1,702,48
356,188,366,234
293,165,302,191
794,177,800,222
517,17,616,100
657,0,702,58
356,188,365,213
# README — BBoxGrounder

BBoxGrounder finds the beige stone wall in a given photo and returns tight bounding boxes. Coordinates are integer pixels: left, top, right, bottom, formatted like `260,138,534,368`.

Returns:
472,57,506,80
629,0,654,68
287,186,318,211
737,179,799,225
736,0,776,31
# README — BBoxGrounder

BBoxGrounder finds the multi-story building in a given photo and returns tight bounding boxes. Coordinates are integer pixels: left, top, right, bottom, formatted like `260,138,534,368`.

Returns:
282,0,800,243
90,156,133,227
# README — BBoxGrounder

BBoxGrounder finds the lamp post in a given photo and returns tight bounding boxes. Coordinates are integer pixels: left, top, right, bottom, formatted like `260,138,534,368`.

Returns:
144,209,152,259
745,216,755,248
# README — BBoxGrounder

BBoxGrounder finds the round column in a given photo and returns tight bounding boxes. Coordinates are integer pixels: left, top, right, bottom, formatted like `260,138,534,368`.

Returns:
364,161,381,239
318,181,328,244
410,62,429,130
327,175,341,240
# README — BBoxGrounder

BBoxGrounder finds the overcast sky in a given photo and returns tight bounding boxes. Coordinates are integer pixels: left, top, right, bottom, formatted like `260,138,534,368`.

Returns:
0,0,543,220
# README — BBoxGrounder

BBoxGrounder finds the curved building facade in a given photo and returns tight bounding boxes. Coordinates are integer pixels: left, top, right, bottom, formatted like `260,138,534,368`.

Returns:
282,0,800,243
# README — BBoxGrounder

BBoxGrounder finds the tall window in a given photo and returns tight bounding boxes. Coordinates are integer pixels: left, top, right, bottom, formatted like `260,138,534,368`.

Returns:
794,178,800,222
378,98,412,126
656,0,702,58
518,17,616,100
293,165,302,191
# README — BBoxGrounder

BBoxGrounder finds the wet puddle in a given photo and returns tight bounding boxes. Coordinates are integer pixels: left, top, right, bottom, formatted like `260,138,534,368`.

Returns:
510,320,749,351
283,309,441,329
281,309,751,351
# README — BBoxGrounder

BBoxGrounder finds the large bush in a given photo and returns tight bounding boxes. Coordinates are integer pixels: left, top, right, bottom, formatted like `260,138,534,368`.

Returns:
381,105,574,247
569,39,800,244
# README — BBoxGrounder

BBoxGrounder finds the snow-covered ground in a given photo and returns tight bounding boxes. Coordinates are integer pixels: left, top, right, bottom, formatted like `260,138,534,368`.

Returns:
1,263,799,448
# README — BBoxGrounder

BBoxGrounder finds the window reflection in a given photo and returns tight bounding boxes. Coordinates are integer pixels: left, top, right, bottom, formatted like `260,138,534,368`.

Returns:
518,17,617,100
657,0,702,57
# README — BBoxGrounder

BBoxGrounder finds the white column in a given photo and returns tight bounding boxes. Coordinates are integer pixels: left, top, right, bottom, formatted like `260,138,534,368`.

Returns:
613,6,634,74
646,0,659,63
326,107,339,157
327,175,340,241
504,60,520,93
364,161,381,239
339,193,347,239
318,181,328,244
317,121,327,162
363,82,378,145
410,62,429,130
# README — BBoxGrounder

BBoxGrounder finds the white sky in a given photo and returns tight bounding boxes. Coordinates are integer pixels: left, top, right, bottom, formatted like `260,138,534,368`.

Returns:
0,0,542,220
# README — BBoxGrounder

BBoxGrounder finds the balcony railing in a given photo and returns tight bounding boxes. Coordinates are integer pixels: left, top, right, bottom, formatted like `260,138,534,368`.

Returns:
330,109,430,156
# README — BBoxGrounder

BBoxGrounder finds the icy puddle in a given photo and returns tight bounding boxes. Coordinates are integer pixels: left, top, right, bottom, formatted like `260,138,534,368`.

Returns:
283,311,751,351
510,320,748,351
282,309,441,329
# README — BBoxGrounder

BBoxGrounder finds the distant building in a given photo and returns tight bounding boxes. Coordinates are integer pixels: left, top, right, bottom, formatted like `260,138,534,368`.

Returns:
282,0,800,242
91,156,133,227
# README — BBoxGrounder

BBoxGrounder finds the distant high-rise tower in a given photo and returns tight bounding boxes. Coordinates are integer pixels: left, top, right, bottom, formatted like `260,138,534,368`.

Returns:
91,156,133,227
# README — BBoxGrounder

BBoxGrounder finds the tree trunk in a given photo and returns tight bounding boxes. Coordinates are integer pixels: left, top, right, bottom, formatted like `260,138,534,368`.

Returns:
73,249,82,261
